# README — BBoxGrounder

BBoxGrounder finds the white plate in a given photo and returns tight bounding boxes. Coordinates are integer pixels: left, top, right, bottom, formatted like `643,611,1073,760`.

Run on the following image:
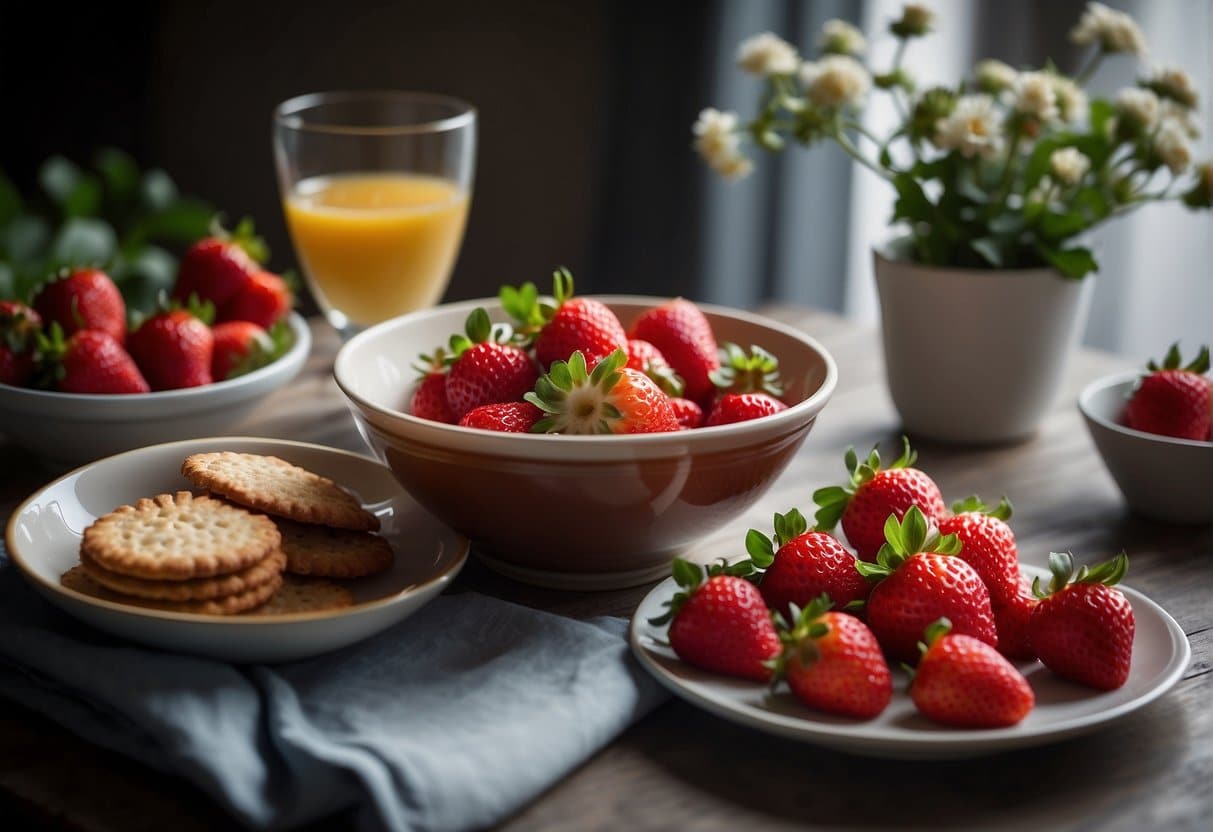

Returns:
6,437,469,663
630,546,1191,759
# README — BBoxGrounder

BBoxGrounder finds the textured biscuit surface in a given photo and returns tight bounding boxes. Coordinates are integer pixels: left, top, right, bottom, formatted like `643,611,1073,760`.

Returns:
182,453,380,531
81,492,281,580
277,519,395,578
81,549,286,601
62,566,284,615
251,576,355,615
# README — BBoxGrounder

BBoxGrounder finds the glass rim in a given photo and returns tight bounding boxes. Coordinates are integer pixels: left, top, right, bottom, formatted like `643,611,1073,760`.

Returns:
273,90,476,136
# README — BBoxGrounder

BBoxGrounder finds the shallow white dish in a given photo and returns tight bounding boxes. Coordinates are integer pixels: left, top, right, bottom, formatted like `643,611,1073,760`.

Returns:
0,312,312,467
630,544,1190,760
6,437,468,663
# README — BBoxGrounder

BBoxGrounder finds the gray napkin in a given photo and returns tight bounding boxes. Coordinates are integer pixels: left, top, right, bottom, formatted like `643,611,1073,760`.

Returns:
0,552,667,831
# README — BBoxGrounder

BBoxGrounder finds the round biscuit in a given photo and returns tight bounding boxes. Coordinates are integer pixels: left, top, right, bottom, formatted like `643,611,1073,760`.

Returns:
277,520,395,578
81,549,286,601
250,576,354,615
62,566,284,616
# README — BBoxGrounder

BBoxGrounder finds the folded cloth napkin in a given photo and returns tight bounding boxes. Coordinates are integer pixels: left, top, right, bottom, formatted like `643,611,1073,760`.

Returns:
0,550,668,832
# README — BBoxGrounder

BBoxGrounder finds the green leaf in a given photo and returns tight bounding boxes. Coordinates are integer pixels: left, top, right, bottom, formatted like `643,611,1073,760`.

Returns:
1022,137,1062,192
465,307,492,343
94,147,139,203
0,262,13,298
970,237,1004,267
1039,210,1089,240
49,218,116,267
111,244,178,319
745,529,776,567
1089,99,1115,137
891,172,934,223
0,171,22,225
140,169,179,213
883,512,906,553
1035,243,1097,279
136,199,215,243
64,176,102,218
671,557,703,590
39,156,81,208
987,212,1026,235
4,215,50,264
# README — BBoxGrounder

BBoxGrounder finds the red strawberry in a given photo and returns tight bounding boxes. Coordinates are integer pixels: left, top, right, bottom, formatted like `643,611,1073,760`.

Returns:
128,310,214,390
994,574,1038,662
704,392,787,426
628,298,720,406
1029,551,1134,690
668,396,704,429
527,349,680,434
409,349,455,424
650,558,781,682
0,301,43,387
32,267,127,344
174,237,257,310
210,321,273,381
813,438,947,562
746,509,870,620
709,342,784,398
40,328,149,394
773,595,892,719
459,401,544,432
501,270,626,370
937,496,1020,607
626,338,685,397
910,618,1034,728
218,271,292,329
1123,343,1211,441
858,507,998,662
443,309,538,420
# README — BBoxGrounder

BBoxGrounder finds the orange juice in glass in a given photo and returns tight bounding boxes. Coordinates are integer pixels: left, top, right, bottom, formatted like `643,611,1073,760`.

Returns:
274,92,476,337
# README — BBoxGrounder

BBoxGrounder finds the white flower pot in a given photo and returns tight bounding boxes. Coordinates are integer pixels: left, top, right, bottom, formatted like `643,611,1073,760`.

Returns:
873,249,1095,444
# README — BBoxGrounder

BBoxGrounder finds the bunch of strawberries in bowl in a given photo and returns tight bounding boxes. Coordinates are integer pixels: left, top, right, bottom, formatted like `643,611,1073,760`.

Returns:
408,269,789,433
651,438,1136,729
0,227,293,395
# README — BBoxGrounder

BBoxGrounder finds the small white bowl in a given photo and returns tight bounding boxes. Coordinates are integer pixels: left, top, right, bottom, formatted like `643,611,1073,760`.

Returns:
1078,370,1213,524
0,313,311,467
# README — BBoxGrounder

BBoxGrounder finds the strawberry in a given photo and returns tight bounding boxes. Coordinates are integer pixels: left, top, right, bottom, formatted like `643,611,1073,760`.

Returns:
626,338,684,397
709,342,784,398
812,437,947,562
628,298,720,406
409,348,455,424
210,321,273,381
39,327,149,394
459,401,544,432
993,574,1038,662
1123,343,1211,441
443,308,538,420
1029,551,1134,690
500,270,627,370
128,309,214,390
772,595,892,719
174,238,257,311
857,507,998,662
650,558,781,682
218,270,292,329
704,392,787,426
32,267,127,344
910,618,1034,728
0,301,43,387
937,496,1020,607
526,349,680,434
668,396,704,429
746,509,870,620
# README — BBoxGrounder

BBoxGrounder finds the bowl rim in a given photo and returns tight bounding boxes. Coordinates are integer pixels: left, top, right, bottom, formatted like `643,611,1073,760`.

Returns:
1078,368,1213,449
0,312,311,405
333,294,838,445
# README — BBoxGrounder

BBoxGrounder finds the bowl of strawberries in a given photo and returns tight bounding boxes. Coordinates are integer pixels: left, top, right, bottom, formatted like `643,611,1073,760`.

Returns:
334,270,837,589
0,233,308,467
1078,343,1213,524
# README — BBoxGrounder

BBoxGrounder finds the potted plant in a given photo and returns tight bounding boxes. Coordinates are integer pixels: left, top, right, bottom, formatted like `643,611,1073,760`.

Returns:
693,2,1211,443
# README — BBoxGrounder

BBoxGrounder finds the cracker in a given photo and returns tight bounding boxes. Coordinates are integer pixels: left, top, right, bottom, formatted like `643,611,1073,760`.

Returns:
81,492,281,580
80,549,286,602
250,576,354,615
62,566,283,616
277,519,395,578
182,452,379,532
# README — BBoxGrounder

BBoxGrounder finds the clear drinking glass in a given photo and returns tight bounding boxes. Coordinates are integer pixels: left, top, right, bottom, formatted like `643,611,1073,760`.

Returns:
273,91,476,338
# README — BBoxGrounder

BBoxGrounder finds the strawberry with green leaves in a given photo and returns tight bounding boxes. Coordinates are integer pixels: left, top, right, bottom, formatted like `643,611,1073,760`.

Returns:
0,301,43,387
211,320,291,381
650,557,781,682
1029,551,1134,691
772,595,892,719
625,338,684,397
219,271,293,330
500,269,627,371
458,401,544,432
128,304,215,390
1123,343,1211,441
443,308,539,421
628,298,720,406
32,267,127,345
38,326,149,394
526,349,680,434
409,348,455,424
709,342,783,399
813,437,947,562
857,507,997,661
173,218,266,311
938,495,1020,607
909,618,1034,728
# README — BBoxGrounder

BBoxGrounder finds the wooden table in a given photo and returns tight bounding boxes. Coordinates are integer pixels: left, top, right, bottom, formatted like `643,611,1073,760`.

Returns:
1,310,1209,831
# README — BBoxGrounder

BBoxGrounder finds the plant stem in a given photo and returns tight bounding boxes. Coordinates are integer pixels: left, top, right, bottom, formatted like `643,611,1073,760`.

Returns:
832,129,893,180
1073,48,1104,85
889,39,910,121
996,131,1024,204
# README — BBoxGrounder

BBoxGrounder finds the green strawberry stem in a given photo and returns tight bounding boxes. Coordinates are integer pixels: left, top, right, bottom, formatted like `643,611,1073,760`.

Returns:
1033,551,1129,598
648,555,764,626
768,594,834,681
812,436,917,530
950,494,1013,521
1147,342,1210,374
446,307,514,358
498,267,574,347
854,505,962,580
709,342,784,397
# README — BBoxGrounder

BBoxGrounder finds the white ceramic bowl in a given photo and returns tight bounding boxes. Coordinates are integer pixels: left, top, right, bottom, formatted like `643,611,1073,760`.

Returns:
0,313,311,467
1079,370,1213,524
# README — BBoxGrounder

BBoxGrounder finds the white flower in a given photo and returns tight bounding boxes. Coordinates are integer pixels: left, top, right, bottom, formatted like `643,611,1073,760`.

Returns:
934,94,1004,159
736,32,799,77
820,19,866,55
1161,100,1201,138
1051,75,1088,123
975,59,1018,94
799,55,872,108
1116,87,1160,128
1070,2,1147,57
1013,71,1060,122
892,3,935,37
1145,65,1199,109
1155,120,1192,174
1050,147,1091,186
692,108,753,181
1027,176,1055,206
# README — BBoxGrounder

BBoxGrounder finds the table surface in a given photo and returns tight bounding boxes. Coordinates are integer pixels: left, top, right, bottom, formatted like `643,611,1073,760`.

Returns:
1,309,1209,832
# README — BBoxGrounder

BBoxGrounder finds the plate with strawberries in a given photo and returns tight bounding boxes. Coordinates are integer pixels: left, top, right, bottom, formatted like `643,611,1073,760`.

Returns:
630,438,1192,759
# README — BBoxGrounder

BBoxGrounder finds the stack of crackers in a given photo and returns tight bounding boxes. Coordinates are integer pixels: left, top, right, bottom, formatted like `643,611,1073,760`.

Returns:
61,452,395,616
